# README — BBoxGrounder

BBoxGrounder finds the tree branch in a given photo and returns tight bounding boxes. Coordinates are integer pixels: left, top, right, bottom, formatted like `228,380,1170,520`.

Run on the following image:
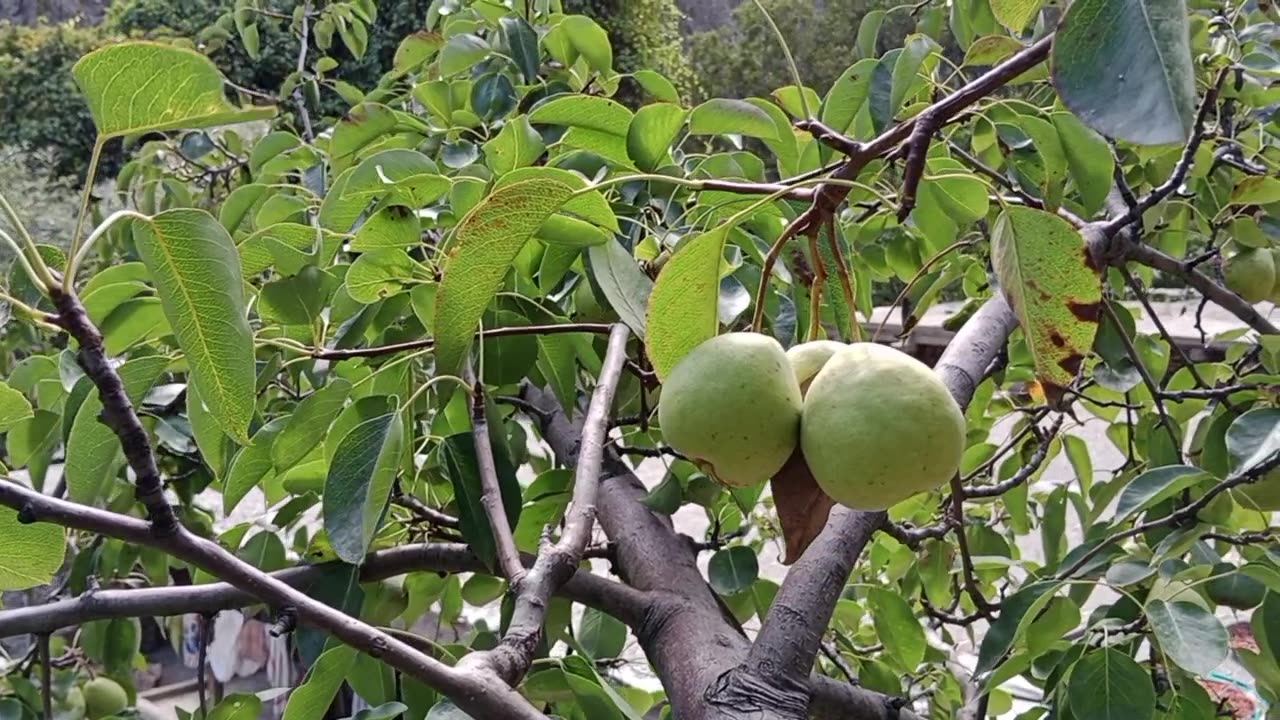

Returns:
0,536,649,639
1125,243,1278,335
467,324,631,685
468,373,525,584
0,479,547,719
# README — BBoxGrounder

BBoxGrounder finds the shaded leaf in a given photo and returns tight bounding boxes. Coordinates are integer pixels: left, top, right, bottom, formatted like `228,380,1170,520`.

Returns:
1147,599,1228,676
708,546,758,595
283,646,357,720
1114,465,1211,520
272,379,353,471
324,410,404,564
223,418,289,514
586,240,652,339
1052,0,1196,144
440,433,521,572
1067,648,1156,720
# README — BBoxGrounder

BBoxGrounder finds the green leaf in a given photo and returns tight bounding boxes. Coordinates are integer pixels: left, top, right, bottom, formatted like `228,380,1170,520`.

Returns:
1226,408,1280,475
856,10,886,58
72,42,275,139
889,35,937,119
134,209,255,442
708,547,759,595
259,267,338,325
1052,111,1115,217
440,433,522,572
283,646,357,720
433,176,575,378
352,206,420,251
868,587,925,670
991,206,1101,406
820,59,877,136
586,239,653,339
537,215,610,248
0,381,33,433
990,0,1042,31
483,115,545,176
1231,177,1280,206
438,33,489,77
530,96,633,165
188,379,230,479
223,417,289,514
324,409,404,564
0,508,64,590
1146,599,1228,676
578,607,627,659
561,15,612,73
645,226,728,380
1114,465,1211,520
66,355,170,504
689,99,779,140
1067,648,1156,720
500,16,539,82
627,103,687,172
81,617,139,675
1052,0,1196,145
207,694,262,720
633,69,681,103
976,580,1059,674
346,249,418,304
273,379,353,471
329,103,399,175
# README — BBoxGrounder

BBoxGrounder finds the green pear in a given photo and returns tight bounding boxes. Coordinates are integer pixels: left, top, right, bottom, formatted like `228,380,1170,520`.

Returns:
1223,247,1275,303
83,678,128,720
658,333,803,487
800,343,966,510
785,340,845,393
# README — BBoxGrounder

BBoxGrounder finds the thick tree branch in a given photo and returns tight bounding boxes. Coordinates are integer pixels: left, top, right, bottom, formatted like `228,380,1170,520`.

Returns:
0,538,648,638
468,324,631,685
0,479,546,719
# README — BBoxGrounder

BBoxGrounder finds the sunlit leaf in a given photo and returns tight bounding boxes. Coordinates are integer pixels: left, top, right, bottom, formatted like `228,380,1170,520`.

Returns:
73,42,275,139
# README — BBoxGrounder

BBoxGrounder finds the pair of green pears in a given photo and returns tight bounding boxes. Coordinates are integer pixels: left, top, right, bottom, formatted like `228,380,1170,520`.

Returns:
657,333,966,510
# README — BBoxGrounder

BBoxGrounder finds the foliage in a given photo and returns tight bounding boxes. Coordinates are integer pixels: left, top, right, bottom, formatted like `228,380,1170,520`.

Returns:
0,22,115,180
0,0,1279,719
686,0,914,102
561,0,700,102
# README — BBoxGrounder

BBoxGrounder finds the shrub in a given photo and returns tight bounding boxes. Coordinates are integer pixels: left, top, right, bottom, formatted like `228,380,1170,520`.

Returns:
562,0,700,102
687,0,912,100
0,22,115,180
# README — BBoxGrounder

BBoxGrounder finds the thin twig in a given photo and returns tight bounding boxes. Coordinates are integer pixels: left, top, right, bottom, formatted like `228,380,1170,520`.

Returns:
468,371,525,584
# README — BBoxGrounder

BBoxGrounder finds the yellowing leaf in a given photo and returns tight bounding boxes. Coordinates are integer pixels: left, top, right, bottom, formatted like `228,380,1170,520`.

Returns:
73,42,275,139
433,176,576,377
0,508,64,590
646,226,729,380
992,206,1101,407
134,210,256,443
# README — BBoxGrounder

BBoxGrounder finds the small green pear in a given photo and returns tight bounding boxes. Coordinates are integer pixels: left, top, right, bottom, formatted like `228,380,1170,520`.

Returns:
801,343,966,510
1223,247,1275,303
785,340,845,393
83,678,128,720
658,333,803,487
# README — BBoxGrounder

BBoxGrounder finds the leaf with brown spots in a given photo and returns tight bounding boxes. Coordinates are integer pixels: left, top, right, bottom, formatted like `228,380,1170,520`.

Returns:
433,176,576,378
770,449,836,564
991,206,1102,408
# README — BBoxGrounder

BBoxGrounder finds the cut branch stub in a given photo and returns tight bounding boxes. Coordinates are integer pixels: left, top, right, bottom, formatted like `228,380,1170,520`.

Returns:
991,206,1102,408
